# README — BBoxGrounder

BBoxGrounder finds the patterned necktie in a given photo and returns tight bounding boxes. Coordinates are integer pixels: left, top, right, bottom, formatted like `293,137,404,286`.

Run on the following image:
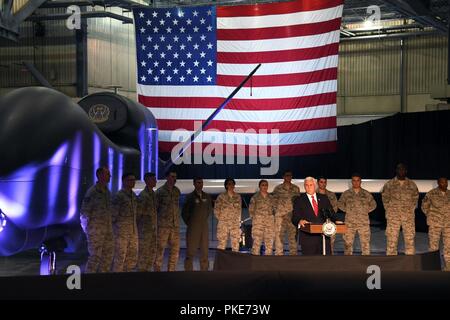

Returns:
311,195,319,216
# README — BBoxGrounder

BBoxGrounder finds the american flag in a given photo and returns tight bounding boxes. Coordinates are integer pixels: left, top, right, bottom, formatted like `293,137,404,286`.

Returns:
134,0,343,157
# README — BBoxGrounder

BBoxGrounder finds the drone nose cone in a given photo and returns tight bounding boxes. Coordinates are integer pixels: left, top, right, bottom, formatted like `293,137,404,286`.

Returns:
0,87,93,176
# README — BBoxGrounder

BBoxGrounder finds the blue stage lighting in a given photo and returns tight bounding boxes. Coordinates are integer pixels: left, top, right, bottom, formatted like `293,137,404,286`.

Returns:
0,209,6,233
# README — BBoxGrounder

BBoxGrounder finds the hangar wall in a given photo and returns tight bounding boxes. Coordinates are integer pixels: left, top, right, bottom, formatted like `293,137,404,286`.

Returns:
0,4,448,119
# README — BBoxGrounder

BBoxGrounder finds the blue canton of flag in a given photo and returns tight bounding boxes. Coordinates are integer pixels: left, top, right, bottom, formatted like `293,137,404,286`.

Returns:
134,6,217,86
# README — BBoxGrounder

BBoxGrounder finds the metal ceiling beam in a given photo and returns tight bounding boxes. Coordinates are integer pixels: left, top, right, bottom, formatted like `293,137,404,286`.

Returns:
340,29,356,37
26,10,133,23
1,0,48,41
14,0,52,23
340,30,439,41
382,0,448,34
344,23,424,33
39,0,148,9
39,1,106,8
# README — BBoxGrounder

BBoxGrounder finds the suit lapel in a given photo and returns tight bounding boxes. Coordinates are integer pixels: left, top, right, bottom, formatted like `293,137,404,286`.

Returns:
305,194,314,216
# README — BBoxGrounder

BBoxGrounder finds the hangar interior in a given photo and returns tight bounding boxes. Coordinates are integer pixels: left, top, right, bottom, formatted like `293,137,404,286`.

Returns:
1,1,449,277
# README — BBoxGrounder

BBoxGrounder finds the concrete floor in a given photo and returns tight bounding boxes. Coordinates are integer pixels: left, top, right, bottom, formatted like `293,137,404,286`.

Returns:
0,226,444,276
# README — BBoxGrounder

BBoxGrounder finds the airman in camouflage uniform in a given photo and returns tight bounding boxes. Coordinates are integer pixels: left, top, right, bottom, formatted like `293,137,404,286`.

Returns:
112,173,138,272
215,178,242,252
317,177,338,253
273,170,300,255
154,171,181,271
80,167,114,273
421,177,450,270
182,177,213,271
338,174,377,255
249,180,276,255
381,164,419,255
136,172,157,272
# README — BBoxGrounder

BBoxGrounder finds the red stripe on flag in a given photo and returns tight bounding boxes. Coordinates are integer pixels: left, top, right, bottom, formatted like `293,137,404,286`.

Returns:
217,43,339,64
159,140,337,156
139,92,337,110
217,19,341,41
217,68,338,87
217,0,343,17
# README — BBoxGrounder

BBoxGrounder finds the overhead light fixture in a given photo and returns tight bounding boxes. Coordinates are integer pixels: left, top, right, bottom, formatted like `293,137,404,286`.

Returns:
363,18,382,31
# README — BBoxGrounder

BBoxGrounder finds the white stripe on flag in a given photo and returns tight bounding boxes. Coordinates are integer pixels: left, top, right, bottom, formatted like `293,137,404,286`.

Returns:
217,55,338,76
137,80,337,99
150,104,336,122
159,128,337,146
217,30,340,52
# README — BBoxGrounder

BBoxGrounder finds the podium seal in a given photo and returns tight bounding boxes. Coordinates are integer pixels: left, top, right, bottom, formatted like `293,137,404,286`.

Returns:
322,219,337,237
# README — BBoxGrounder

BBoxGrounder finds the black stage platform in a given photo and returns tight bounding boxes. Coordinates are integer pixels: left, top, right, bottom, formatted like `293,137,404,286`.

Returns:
213,250,442,272
0,270,449,300
1,251,448,300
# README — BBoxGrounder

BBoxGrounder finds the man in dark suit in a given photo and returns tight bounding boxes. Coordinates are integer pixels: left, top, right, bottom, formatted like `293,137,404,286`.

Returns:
292,177,335,255
182,177,213,271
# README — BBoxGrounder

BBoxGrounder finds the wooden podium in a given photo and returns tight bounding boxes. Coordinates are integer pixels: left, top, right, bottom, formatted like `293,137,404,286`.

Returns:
300,223,347,234
300,223,347,255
